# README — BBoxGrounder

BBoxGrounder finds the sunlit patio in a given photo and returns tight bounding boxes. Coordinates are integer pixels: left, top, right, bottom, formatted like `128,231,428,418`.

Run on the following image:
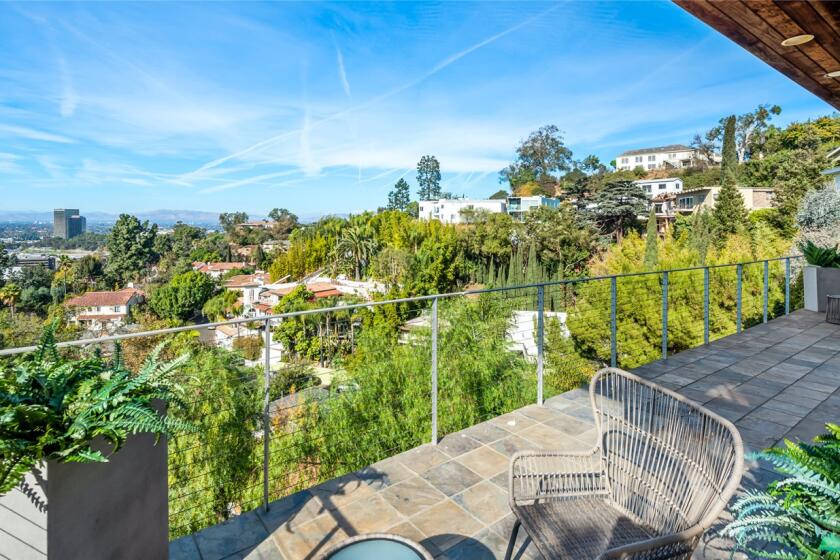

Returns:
169,309,840,560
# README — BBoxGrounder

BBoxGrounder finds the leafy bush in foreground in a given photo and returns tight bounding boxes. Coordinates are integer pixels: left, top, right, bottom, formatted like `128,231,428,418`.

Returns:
0,327,191,494
723,424,840,559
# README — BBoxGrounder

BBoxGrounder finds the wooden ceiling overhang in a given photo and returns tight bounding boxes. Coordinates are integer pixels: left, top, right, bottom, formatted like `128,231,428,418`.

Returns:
674,1,840,109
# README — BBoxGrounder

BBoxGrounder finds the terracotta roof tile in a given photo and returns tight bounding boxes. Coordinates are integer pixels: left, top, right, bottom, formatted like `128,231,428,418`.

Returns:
66,288,144,308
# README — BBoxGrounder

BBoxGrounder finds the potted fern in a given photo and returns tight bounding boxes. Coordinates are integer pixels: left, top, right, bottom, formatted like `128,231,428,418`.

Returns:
801,240,840,312
722,424,840,558
0,327,192,559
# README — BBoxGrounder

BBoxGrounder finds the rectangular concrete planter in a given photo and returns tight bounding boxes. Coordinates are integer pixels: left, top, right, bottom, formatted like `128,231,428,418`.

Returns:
0,430,167,560
804,264,840,312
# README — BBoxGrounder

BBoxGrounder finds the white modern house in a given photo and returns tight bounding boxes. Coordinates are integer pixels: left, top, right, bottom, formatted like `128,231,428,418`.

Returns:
418,196,561,224
633,177,684,197
418,199,506,224
616,145,698,171
506,196,560,220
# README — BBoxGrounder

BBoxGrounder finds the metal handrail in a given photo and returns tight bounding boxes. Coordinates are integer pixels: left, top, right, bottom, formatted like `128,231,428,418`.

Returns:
0,255,803,356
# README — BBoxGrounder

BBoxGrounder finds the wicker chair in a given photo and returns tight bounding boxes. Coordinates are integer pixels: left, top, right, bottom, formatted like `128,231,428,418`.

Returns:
506,367,744,560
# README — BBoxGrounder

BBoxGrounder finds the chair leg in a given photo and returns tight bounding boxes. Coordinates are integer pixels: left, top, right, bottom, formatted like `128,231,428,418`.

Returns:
504,518,521,560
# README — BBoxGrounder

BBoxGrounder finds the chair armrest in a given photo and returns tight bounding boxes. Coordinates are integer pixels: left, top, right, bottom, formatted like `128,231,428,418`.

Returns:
508,447,606,505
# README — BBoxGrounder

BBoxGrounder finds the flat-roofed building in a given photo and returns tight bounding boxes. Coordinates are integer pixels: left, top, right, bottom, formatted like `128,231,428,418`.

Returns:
53,209,87,239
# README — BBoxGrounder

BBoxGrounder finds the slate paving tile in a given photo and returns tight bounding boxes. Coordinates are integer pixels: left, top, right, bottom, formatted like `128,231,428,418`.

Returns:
462,421,513,444
410,500,483,554
456,445,510,479
398,445,450,475
194,510,269,560
170,536,201,560
452,480,510,525
491,435,537,458
741,407,802,428
438,433,483,458
421,460,483,497
380,475,447,517
356,457,414,490
272,511,349,559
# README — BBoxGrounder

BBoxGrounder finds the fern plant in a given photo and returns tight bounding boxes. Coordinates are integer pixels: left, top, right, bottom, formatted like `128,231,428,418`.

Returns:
0,326,193,494
800,240,840,268
722,424,840,559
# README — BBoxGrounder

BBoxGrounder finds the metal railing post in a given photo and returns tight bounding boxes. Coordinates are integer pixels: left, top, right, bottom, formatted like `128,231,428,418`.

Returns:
431,298,438,445
785,257,791,315
662,271,669,360
262,318,271,512
537,286,545,406
763,260,769,323
736,264,743,333
610,277,617,368
703,267,710,345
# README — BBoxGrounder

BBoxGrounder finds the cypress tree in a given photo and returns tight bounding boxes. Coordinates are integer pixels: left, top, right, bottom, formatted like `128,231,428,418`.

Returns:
643,208,658,270
713,115,748,235
526,242,540,284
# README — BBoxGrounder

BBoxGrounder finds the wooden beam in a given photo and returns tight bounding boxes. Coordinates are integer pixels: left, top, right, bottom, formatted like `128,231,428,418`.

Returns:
673,0,840,109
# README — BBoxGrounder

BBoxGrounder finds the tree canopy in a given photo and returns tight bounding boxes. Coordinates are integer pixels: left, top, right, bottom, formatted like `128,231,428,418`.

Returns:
106,214,158,286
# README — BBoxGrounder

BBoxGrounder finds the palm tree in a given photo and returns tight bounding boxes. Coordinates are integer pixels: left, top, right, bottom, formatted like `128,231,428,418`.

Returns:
0,283,22,321
335,225,377,281
57,255,72,298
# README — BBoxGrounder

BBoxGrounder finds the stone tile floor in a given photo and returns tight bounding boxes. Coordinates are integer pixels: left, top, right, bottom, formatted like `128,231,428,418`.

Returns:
170,310,840,560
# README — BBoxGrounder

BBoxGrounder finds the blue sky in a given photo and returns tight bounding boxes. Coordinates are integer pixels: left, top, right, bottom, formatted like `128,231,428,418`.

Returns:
0,1,835,217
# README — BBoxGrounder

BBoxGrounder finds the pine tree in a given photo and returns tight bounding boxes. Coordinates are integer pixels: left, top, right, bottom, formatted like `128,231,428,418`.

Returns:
417,156,441,200
387,178,411,210
643,208,658,270
713,115,748,235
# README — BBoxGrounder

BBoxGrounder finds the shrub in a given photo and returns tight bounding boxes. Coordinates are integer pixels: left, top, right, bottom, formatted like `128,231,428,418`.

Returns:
722,424,840,558
799,240,840,268
233,335,264,360
796,185,840,231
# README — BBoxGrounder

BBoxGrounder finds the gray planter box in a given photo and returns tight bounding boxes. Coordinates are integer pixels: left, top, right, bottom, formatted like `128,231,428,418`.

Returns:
804,264,840,312
0,431,167,560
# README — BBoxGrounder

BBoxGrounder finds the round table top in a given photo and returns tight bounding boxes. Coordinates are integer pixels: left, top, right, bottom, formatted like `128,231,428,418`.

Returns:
319,533,433,560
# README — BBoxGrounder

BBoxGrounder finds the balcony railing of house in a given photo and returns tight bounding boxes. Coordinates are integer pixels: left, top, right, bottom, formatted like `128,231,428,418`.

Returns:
0,255,804,549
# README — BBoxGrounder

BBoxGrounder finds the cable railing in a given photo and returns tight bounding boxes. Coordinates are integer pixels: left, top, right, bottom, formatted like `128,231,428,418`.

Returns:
0,255,804,539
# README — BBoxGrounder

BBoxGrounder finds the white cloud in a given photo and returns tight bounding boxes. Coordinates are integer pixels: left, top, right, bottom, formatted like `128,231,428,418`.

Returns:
0,124,75,143
335,46,351,98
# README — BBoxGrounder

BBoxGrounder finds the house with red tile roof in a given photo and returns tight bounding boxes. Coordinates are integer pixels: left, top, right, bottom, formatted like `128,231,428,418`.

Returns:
192,261,247,279
65,288,145,331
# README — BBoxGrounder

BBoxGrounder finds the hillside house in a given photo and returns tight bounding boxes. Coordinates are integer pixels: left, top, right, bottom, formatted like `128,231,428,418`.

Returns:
616,145,707,171
676,187,774,213
65,288,145,331
633,177,684,197
192,261,246,279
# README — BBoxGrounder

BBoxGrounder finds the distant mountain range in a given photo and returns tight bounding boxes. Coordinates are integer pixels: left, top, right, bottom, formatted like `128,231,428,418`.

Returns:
0,209,335,226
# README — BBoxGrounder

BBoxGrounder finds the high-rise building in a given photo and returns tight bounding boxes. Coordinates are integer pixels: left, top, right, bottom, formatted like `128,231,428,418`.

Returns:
53,209,87,239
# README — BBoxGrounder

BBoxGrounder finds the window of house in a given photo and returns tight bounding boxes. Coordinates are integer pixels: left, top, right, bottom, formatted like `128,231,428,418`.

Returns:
113,306,120,312
658,183,666,190
643,185,651,193
654,204,663,213
676,184,682,190
635,156,642,163
668,153,676,158
679,197,693,209
621,157,629,164
647,164,655,170
648,155,656,162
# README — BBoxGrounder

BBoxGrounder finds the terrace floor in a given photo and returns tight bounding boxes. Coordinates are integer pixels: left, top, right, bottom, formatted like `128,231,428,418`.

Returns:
170,309,840,560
